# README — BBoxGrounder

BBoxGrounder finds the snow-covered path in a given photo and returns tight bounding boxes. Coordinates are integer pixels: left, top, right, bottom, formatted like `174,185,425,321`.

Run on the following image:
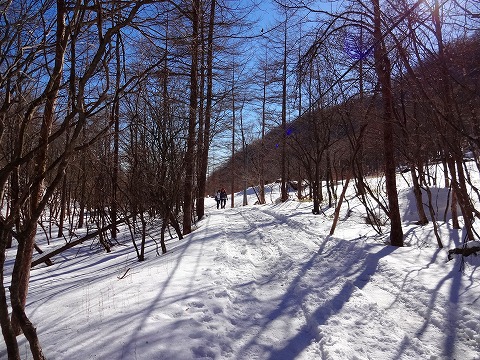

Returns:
153,204,479,360
2,199,480,359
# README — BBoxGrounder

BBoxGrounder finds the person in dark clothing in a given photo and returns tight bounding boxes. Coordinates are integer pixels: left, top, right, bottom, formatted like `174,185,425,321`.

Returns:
220,188,227,209
215,190,221,209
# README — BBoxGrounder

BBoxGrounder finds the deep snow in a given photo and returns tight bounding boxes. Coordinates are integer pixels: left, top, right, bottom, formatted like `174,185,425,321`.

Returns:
2,172,480,359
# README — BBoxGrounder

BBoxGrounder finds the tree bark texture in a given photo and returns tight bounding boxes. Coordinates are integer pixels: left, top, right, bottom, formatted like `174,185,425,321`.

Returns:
183,0,200,235
371,0,403,246
196,0,216,220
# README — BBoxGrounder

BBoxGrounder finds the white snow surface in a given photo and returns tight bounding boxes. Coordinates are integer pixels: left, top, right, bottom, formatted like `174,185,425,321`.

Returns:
2,174,480,359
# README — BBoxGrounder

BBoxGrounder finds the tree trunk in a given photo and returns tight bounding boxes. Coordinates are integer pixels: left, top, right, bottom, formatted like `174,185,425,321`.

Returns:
170,212,183,241
183,0,200,234
410,167,428,225
160,220,168,254
139,212,146,261
312,160,321,214
424,185,444,248
372,0,403,246
330,173,351,236
450,184,459,228
230,62,236,209
10,225,47,359
447,155,474,240
197,0,216,220
326,151,333,207
111,32,122,241
57,169,67,238
280,15,288,202
196,16,206,220
10,2,68,349
259,54,267,205
0,229,20,359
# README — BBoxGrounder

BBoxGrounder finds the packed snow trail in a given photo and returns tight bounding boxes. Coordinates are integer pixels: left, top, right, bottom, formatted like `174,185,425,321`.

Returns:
174,204,479,360
2,198,479,359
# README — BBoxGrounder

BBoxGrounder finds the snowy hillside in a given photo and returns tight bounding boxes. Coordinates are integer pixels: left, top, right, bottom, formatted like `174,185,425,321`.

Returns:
2,170,480,359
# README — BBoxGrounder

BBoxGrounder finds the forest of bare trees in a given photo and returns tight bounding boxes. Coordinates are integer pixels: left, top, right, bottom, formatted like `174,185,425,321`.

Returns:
0,0,479,358
210,0,480,248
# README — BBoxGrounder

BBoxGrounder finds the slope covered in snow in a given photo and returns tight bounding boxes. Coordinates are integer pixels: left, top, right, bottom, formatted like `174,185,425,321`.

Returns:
2,173,480,359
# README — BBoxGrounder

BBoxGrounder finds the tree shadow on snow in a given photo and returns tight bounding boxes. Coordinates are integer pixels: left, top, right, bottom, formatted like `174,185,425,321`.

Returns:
232,235,397,360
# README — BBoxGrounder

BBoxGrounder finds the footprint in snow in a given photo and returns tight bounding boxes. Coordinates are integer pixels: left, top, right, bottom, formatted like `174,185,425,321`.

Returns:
214,289,229,298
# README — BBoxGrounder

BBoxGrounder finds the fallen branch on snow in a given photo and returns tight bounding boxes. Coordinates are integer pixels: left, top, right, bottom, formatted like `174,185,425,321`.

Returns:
31,217,131,268
447,244,480,261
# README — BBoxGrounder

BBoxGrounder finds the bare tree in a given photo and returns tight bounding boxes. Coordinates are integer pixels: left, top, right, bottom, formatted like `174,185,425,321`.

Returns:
182,0,200,234
369,0,404,246
1,1,159,357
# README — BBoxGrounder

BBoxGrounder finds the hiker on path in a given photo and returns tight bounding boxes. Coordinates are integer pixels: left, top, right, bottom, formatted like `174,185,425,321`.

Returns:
215,190,221,209
220,188,227,209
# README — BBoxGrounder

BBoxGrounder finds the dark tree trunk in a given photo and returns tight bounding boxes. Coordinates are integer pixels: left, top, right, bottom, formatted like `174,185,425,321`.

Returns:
230,63,236,209
259,57,267,205
0,229,20,359
410,167,428,225
58,172,67,238
197,0,216,220
372,0,403,246
280,17,288,202
139,212,146,261
170,212,183,241
330,174,351,235
160,220,168,255
183,0,200,234
312,162,321,214
111,35,121,241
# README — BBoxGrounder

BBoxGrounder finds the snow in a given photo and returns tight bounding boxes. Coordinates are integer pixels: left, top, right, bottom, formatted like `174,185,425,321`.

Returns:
2,172,480,359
